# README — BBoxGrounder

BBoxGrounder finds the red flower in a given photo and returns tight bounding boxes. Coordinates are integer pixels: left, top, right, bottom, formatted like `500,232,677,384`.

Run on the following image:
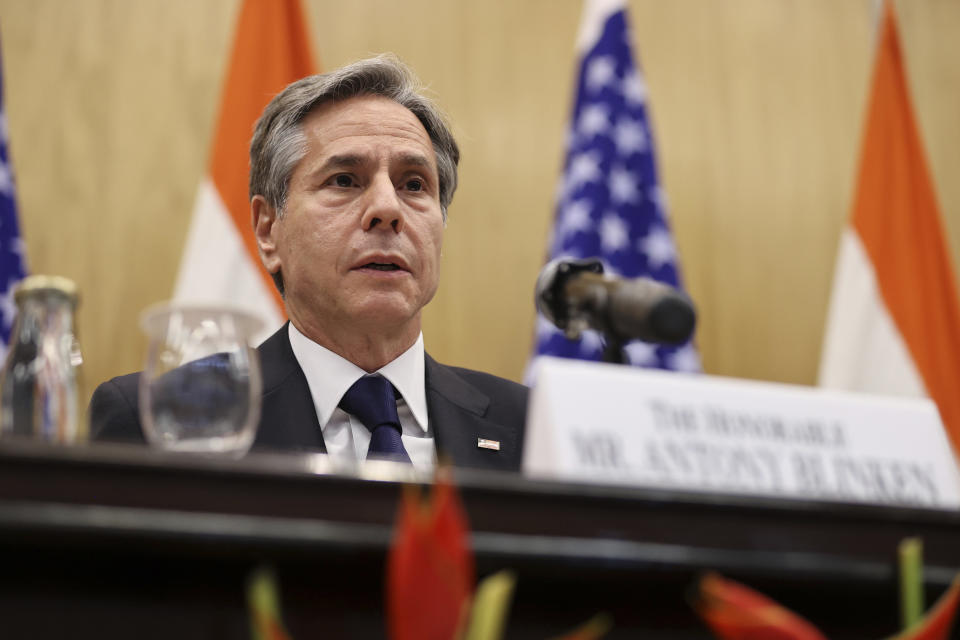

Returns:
387,471,475,640
694,573,827,640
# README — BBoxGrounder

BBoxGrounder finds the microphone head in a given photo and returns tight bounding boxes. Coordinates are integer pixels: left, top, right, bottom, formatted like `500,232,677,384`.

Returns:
605,277,697,344
534,258,604,329
647,294,697,344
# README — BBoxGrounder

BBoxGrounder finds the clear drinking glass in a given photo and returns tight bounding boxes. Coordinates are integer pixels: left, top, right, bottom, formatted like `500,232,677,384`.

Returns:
139,304,263,456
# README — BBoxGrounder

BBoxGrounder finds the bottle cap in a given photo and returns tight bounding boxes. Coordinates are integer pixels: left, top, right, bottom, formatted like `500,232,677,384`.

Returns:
14,275,79,306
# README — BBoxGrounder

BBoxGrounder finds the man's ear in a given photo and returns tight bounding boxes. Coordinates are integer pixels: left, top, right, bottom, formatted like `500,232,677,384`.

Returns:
252,195,282,276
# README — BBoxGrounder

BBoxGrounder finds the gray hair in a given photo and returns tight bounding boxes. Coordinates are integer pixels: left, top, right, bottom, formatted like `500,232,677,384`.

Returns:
251,54,460,211
249,55,460,295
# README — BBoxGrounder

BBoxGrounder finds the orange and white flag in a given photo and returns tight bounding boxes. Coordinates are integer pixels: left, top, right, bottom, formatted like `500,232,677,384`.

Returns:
173,0,316,342
819,2,960,454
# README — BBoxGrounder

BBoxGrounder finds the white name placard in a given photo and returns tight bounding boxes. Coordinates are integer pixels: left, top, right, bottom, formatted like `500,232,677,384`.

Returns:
523,357,960,509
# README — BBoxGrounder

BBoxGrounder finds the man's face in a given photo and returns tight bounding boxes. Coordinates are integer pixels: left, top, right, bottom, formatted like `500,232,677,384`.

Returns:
259,95,445,341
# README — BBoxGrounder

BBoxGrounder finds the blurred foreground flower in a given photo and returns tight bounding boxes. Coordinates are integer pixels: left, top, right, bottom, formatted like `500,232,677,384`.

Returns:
890,576,960,640
548,613,614,640
694,573,827,640
247,567,293,640
387,470,475,640
693,572,960,640
387,469,611,640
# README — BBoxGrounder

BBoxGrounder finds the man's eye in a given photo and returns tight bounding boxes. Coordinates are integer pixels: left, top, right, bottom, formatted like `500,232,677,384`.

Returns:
332,174,355,187
405,178,424,192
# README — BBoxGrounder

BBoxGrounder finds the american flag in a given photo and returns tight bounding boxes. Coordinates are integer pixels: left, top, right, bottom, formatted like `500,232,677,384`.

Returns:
0,42,28,360
533,1,700,372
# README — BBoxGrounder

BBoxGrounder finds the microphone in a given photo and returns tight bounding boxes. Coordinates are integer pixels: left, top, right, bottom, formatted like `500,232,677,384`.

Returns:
535,258,696,345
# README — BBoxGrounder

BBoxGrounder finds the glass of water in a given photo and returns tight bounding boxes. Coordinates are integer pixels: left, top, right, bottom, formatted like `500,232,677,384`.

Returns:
139,304,262,456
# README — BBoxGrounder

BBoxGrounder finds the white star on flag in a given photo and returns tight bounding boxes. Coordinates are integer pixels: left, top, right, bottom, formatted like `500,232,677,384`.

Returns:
578,103,610,138
623,73,647,105
579,329,603,356
586,55,618,92
0,161,12,197
536,313,561,341
667,344,701,373
624,341,658,365
609,165,639,203
558,199,594,238
614,117,647,155
639,226,676,269
0,280,17,330
10,237,24,258
566,151,602,188
600,213,630,252
600,261,622,278
648,184,668,212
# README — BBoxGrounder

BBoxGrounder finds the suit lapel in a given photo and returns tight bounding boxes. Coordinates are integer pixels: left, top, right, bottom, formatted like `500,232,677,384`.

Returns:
249,330,516,466
253,324,326,453
425,355,520,471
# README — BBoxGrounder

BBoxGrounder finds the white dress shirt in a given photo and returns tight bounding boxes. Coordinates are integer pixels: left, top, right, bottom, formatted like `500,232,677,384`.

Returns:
287,323,436,473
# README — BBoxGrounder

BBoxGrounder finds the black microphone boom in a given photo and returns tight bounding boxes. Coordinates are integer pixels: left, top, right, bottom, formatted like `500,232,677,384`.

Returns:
535,258,696,346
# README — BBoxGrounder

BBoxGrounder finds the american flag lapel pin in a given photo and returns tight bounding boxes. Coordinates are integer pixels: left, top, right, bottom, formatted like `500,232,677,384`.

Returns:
477,438,501,451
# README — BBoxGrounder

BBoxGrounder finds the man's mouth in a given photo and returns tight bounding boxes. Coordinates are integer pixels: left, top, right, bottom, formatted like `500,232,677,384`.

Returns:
360,262,402,271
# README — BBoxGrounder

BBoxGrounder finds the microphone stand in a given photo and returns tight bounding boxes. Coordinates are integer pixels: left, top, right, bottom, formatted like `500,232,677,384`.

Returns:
601,336,628,365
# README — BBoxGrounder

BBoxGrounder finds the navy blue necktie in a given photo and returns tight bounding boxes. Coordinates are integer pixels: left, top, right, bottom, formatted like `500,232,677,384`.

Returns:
338,374,412,464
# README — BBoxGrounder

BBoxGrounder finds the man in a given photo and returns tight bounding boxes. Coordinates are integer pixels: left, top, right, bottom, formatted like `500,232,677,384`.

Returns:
90,55,528,472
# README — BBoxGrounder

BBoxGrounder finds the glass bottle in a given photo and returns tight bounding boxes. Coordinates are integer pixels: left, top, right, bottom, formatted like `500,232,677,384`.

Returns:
0,275,84,444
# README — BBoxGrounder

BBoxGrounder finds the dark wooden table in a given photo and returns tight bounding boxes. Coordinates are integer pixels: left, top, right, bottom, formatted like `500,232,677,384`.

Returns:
1,441,959,639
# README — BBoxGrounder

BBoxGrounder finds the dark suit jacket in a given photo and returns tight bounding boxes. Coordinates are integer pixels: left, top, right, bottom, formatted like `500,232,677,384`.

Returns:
90,325,528,471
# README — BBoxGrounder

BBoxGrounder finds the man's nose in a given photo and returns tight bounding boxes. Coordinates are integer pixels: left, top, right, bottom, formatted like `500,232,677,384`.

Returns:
360,175,404,234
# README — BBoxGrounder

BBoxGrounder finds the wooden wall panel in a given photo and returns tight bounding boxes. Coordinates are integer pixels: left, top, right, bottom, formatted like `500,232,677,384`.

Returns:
1,0,958,408
1,0,239,405
632,0,873,382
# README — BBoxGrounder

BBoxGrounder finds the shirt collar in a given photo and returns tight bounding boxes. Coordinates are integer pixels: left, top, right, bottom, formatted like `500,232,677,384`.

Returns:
287,323,429,433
